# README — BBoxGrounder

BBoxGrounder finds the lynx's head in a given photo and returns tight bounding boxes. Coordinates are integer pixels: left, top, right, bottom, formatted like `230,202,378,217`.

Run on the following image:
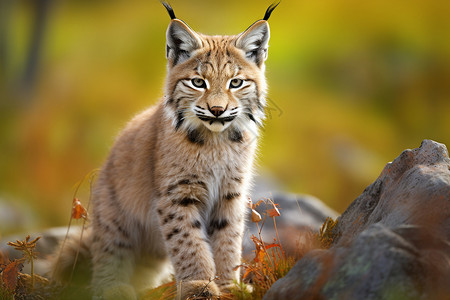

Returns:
162,2,278,143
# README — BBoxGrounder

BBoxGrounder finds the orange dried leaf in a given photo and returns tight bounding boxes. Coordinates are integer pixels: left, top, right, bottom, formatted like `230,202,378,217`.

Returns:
2,260,23,292
264,243,282,250
251,236,266,263
251,209,262,223
266,208,280,217
72,198,88,220
242,267,253,279
266,203,281,217
250,235,261,246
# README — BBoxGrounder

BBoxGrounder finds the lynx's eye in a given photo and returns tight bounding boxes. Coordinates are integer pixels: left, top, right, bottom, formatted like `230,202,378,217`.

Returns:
191,78,207,89
229,78,243,89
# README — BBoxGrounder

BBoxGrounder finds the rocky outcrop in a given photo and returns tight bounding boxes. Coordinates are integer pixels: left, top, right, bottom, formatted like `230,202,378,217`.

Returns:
264,140,450,300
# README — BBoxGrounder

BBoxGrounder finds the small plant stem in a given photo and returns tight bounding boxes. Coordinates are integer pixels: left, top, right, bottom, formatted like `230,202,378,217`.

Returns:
52,217,72,280
256,222,275,270
69,172,95,282
177,280,182,300
271,248,277,280
272,217,286,259
52,177,84,280
30,254,35,289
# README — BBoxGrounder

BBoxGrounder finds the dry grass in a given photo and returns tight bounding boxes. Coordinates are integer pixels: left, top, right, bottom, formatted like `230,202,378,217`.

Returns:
0,237,61,300
316,217,340,249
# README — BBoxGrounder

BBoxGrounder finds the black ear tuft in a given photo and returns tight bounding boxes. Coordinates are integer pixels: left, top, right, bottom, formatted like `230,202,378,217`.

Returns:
161,1,176,20
263,2,280,21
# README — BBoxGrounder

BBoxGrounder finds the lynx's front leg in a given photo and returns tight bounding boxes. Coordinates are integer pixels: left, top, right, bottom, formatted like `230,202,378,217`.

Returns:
209,184,247,291
157,176,220,299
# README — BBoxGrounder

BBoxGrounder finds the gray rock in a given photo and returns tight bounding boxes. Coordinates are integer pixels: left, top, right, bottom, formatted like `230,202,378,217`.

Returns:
334,139,450,245
264,140,450,300
0,198,38,234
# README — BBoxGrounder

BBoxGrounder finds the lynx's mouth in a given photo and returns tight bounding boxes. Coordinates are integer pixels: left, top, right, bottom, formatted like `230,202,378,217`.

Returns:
194,106,239,132
197,115,236,132
197,115,236,125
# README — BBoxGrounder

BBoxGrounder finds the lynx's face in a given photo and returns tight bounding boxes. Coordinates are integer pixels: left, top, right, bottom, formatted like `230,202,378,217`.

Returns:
163,15,270,141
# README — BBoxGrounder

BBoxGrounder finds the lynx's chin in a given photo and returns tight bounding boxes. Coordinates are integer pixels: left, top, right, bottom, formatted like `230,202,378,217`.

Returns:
202,119,233,132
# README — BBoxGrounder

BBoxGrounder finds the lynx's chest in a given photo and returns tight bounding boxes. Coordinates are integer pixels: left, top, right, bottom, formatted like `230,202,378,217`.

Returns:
156,127,256,205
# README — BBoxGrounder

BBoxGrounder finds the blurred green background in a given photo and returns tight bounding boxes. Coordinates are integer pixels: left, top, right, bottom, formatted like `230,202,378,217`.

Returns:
1,0,449,235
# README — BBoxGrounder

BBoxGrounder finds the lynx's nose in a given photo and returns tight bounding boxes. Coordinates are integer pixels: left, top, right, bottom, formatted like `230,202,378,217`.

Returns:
209,106,225,117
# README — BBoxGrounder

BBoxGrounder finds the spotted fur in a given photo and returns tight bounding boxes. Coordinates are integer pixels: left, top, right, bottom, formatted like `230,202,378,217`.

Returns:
52,3,276,299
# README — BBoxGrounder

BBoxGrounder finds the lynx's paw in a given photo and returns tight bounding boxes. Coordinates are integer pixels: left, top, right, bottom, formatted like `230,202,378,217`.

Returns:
97,283,137,300
179,280,220,299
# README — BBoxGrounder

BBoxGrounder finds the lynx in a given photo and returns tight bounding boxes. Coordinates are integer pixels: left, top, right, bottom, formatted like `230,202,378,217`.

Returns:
52,2,278,299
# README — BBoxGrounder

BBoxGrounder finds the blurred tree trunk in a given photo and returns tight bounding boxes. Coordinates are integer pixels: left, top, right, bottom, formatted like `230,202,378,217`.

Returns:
21,0,52,99
0,0,13,103
0,0,52,105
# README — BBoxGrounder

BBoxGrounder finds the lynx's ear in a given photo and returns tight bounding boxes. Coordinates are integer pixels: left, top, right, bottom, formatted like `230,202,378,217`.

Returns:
235,20,270,66
162,2,202,66
235,2,279,67
165,19,202,66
